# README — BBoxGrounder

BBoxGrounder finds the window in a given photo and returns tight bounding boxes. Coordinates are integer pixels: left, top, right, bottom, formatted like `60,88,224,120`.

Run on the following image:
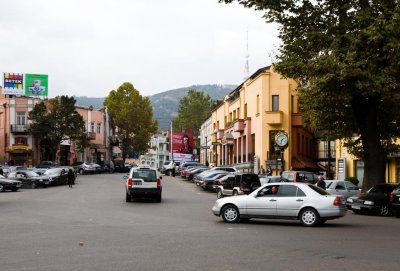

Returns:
272,95,279,112
90,122,95,133
244,104,247,118
256,95,260,114
277,185,298,197
16,112,26,125
97,123,101,134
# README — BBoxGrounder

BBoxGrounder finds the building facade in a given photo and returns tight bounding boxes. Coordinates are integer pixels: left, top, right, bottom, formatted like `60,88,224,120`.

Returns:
199,117,212,166
139,132,169,169
210,65,321,175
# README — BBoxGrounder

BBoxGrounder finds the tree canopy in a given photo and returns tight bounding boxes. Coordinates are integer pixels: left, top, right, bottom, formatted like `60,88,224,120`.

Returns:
172,89,215,135
220,0,400,189
103,82,158,161
28,96,88,161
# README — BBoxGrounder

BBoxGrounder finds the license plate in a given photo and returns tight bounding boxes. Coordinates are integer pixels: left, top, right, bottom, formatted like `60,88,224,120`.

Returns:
133,182,141,185
352,205,361,210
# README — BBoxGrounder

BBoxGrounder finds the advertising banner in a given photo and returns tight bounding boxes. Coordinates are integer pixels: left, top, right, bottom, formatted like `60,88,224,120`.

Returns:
2,73,24,95
170,132,197,162
25,74,48,96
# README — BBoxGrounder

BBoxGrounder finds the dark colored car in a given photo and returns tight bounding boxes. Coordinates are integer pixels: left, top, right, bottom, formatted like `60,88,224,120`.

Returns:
178,162,205,176
0,175,22,192
280,171,319,184
346,183,397,216
216,173,262,198
186,167,209,182
7,170,51,189
114,160,131,173
43,168,69,185
390,184,400,218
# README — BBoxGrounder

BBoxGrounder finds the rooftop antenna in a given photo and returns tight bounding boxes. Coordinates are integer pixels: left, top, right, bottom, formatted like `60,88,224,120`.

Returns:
244,28,250,81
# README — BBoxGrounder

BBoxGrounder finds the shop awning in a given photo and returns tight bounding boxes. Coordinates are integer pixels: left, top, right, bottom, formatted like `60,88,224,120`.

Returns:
291,157,322,172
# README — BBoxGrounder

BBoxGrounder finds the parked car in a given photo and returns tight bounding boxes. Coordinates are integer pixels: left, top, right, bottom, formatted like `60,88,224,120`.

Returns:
178,162,203,176
211,166,238,173
98,160,114,173
216,173,261,198
43,168,69,186
390,184,400,217
212,182,347,226
160,161,181,176
124,165,162,202
280,170,319,184
72,162,97,175
7,170,51,189
259,175,282,185
114,160,133,173
194,170,226,187
325,180,361,199
187,167,210,182
199,172,231,191
0,175,22,192
36,161,59,168
346,183,397,216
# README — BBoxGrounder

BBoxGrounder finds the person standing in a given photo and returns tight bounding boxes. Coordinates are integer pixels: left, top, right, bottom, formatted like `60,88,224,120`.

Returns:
171,161,176,177
67,169,75,188
316,174,326,190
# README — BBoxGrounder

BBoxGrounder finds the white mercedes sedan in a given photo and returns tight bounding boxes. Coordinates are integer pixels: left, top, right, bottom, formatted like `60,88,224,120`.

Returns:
212,182,347,227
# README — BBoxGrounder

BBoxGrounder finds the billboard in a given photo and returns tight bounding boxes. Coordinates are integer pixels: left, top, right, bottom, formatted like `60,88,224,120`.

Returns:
25,74,48,96
1,72,48,96
2,73,24,95
171,132,195,161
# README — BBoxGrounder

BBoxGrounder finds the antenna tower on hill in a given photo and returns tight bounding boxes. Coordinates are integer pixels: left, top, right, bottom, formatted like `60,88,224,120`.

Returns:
244,28,250,81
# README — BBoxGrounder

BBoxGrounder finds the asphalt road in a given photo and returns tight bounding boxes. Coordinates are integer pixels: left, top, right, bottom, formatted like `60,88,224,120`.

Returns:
1,173,399,271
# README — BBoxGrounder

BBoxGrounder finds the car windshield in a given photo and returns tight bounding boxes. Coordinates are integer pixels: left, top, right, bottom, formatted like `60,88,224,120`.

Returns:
25,171,39,177
133,170,157,182
368,185,395,194
325,182,333,188
44,168,61,176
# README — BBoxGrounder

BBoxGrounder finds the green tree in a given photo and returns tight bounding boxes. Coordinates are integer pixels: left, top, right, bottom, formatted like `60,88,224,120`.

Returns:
172,90,215,136
28,96,88,161
103,82,158,163
220,0,400,190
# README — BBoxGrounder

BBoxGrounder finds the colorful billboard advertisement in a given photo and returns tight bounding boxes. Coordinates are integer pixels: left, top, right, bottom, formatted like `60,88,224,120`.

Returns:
25,74,48,96
170,131,197,162
2,73,24,95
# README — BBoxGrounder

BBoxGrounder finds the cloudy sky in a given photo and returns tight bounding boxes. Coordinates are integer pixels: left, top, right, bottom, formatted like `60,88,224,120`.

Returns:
0,0,280,97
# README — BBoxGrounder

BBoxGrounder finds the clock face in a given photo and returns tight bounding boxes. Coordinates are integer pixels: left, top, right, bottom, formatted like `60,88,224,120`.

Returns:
275,133,288,147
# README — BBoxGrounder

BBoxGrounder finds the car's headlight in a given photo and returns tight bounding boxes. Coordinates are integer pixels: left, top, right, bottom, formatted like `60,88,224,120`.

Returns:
364,200,374,205
347,198,353,203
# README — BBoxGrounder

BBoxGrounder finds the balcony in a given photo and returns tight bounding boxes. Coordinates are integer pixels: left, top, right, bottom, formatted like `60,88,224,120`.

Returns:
291,113,304,126
6,144,32,152
265,111,283,125
11,124,28,133
233,119,244,132
88,132,96,140
215,129,224,140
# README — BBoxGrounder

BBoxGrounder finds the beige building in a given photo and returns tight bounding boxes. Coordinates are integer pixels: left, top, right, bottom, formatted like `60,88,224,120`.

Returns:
211,65,321,174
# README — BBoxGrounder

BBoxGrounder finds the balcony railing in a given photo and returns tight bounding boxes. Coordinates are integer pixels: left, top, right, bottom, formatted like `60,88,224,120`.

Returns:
88,132,96,140
233,119,244,132
7,144,32,152
291,113,304,126
265,111,283,125
11,124,28,133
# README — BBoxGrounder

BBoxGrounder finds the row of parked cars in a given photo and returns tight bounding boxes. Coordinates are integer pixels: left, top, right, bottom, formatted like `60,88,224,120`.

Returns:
0,165,76,192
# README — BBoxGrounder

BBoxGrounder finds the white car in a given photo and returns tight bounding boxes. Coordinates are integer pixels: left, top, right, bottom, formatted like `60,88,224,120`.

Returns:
212,182,347,226
325,180,361,199
125,165,162,202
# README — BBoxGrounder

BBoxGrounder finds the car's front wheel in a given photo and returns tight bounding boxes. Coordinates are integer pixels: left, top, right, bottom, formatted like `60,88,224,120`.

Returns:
0,184,5,192
221,205,240,223
217,189,224,199
31,182,37,189
232,190,239,196
300,208,320,227
379,205,390,216
79,169,84,175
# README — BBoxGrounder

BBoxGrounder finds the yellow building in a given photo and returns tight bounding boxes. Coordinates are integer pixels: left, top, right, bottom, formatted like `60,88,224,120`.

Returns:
335,139,399,186
211,65,321,174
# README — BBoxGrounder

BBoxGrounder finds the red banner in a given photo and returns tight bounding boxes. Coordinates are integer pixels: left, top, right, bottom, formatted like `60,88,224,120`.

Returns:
171,132,194,154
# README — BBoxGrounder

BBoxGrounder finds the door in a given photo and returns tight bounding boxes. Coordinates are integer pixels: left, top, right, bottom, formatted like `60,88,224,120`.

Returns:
222,176,236,195
245,185,278,217
276,185,306,217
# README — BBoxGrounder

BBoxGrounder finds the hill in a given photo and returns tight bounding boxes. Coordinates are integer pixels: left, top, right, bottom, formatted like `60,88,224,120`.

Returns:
74,84,235,129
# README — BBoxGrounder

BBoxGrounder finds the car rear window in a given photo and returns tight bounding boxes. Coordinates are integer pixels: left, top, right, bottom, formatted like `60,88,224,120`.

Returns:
133,170,157,182
308,184,330,195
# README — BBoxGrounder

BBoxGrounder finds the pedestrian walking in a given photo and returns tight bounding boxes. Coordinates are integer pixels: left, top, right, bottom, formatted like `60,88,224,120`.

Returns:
67,169,75,188
171,161,176,177
316,174,326,190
